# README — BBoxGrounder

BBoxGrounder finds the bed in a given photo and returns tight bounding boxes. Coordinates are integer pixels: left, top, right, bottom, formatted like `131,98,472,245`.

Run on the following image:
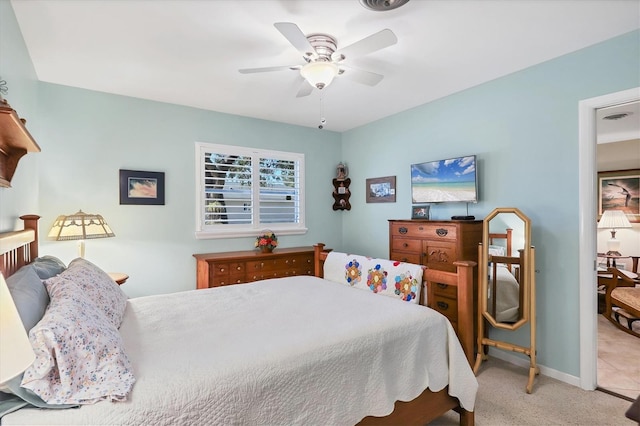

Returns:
487,229,523,323
1,215,478,425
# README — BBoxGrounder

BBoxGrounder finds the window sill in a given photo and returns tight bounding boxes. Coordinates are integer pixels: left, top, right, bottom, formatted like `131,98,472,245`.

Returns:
195,226,308,240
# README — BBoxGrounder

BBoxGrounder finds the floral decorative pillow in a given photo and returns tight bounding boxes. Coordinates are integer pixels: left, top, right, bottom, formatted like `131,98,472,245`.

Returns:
364,258,423,303
21,280,135,405
45,258,127,328
323,251,423,303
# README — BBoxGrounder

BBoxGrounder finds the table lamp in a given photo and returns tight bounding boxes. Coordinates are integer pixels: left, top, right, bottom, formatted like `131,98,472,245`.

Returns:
48,210,115,258
0,273,35,384
598,210,632,256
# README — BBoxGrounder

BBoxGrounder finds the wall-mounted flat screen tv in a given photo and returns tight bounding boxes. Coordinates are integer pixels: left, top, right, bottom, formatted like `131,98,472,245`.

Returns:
411,155,478,203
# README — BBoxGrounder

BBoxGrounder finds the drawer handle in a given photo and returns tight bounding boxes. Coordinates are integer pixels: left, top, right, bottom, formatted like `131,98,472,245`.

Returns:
437,301,449,310
437,283,448,289
403,242,409,248
220,268,225,272
436,228,448,237
418,226,424,231
401,258,409,262
399,227,408,234
236,266,241,271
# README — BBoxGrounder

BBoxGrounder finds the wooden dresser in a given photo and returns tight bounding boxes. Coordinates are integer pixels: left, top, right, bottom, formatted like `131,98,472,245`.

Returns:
193,247,315,289
389,219,482,331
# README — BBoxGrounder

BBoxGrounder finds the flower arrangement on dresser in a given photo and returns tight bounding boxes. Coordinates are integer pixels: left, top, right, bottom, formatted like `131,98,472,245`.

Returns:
255,231,278,253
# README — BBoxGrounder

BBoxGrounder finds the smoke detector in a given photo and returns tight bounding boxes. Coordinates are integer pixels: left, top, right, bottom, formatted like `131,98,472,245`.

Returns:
359,0,410,12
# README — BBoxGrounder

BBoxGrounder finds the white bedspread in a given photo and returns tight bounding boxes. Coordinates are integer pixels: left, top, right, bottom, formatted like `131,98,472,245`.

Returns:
4,276,477,425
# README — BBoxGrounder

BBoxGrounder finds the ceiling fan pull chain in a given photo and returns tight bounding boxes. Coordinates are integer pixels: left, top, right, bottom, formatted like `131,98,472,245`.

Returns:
318,94,326,130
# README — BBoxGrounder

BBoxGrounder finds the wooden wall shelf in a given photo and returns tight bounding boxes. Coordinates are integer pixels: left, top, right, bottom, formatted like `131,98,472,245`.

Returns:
0,98,41,188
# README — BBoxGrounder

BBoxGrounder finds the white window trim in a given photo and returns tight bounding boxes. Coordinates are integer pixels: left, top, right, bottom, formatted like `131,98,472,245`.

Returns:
194,142,307,239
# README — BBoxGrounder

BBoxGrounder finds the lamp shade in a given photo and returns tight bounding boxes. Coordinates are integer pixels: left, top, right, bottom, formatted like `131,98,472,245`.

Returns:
0,273,35,384
598,210,632,256
48,210,114,241
300,62,339,90
48,210,114,258
598,210,632,230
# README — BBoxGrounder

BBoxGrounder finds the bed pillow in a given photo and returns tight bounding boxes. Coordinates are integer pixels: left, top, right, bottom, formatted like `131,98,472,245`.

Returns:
5,265,50,332
45,258,127,328
20,280,135,405
31,256,67,279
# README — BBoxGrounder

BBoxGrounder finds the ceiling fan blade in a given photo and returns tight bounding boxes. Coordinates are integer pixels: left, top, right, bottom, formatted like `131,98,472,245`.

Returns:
332,29,397,61
239,65,300,74
340,66,384,86
296,81,313,98
274,22,318,60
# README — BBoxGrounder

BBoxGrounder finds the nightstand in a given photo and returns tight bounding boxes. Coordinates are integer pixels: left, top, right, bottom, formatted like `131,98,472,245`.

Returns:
108,272,129,285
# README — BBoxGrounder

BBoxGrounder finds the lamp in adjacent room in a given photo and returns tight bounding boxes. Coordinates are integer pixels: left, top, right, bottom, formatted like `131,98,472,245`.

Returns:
48,210,115,258
0,273,35,384
598,210,632,256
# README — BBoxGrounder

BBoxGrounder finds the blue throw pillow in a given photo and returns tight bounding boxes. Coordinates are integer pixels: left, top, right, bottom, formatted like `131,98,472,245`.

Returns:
6,265,50,332
31,256,66,280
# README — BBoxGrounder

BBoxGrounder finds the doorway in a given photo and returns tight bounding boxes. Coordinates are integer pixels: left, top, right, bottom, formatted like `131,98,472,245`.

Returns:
578,87,640,391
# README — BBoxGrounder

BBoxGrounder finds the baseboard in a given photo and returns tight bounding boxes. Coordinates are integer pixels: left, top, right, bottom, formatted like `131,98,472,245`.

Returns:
488,348,582,388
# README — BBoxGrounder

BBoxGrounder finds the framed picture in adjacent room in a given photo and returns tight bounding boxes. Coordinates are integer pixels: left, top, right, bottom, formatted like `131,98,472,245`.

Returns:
598,169,640,222
119,169,165,205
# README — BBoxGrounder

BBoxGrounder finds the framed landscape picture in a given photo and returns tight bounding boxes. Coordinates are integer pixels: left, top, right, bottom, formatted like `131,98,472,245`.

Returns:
598,169,640,222
119,169,165,205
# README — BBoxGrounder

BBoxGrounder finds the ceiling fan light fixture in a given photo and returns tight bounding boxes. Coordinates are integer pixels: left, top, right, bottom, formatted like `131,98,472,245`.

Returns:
300,62,339,90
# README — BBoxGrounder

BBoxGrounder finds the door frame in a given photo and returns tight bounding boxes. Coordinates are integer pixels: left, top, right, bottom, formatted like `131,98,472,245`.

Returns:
578,87,640,390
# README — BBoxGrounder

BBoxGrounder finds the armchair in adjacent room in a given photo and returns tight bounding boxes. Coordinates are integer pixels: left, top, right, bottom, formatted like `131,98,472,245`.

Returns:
599,267,640,338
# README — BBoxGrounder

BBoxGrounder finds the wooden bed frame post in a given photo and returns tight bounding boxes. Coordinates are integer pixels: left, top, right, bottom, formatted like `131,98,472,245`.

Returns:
20,214,40,260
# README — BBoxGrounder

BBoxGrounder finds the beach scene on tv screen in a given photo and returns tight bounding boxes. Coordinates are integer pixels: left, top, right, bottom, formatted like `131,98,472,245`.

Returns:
411,156,477,203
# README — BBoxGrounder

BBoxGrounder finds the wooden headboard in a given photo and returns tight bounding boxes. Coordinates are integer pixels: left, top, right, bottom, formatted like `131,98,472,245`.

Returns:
312,243,477,366
0,215,40,277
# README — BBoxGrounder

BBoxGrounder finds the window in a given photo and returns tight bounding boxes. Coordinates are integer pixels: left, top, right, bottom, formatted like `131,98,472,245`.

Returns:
195,142,306,239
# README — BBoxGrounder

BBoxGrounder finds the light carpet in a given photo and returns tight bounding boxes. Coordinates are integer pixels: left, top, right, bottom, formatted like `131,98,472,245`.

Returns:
432,358,637,425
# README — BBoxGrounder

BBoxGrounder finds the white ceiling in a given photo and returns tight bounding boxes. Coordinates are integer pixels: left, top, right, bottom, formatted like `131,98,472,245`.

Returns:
9,0,640,132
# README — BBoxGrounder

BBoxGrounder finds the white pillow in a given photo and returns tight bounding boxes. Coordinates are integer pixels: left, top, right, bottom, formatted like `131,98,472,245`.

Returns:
45,258,127,328
21,280,135,405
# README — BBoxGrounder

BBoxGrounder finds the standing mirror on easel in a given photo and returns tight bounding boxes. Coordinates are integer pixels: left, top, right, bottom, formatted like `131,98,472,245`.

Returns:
473,207,539,393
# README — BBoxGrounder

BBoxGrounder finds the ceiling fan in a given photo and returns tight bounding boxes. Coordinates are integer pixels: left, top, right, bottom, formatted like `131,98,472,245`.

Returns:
239,22,398,97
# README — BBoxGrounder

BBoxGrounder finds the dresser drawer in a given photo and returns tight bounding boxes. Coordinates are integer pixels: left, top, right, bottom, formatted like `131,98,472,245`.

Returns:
389,251,421,264
433,282,457,298
432,294,458,322
211,274,245,287
246,255,311,272
391,238,421,253
391,222,458,240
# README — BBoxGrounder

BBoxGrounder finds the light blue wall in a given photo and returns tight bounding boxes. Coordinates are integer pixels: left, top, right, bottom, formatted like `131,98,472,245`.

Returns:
33,84,343,296
2,0,639,380
0,0,39,230
341,30,640,377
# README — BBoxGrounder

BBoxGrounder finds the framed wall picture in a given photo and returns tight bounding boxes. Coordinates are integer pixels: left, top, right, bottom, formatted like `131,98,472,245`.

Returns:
598,169,640,222
119,169,165,205
366,176,396,203
411,204,430,219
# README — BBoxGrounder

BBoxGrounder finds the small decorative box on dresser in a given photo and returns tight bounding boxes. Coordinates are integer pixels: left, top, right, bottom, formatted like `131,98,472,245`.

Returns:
193,247,315,289
389,219,482,331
